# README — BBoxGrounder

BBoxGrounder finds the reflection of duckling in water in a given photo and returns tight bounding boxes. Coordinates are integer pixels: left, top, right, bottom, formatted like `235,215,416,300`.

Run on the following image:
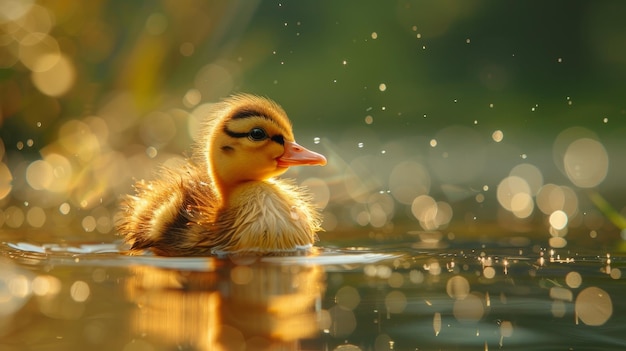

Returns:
116,94,327,256
125,262,325,349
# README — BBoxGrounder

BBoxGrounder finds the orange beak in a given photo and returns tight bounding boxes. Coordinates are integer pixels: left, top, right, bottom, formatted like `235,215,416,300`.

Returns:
277,140,327,167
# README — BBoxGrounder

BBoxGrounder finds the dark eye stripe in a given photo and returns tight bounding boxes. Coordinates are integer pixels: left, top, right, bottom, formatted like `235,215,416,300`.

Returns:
271,135,285,145
223,126,284,145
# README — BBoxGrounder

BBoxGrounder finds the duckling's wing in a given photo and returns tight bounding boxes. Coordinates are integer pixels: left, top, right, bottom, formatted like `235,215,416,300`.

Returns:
116,163,216,255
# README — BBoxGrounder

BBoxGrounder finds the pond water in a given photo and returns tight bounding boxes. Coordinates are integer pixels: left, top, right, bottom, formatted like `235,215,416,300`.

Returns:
1,237,624,351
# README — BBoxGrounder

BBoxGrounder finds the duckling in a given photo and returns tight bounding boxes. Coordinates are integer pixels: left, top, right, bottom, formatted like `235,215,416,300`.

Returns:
116,94,327,256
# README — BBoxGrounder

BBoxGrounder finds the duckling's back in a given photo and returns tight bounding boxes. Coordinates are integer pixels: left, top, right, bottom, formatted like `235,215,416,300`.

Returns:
116,162,217,256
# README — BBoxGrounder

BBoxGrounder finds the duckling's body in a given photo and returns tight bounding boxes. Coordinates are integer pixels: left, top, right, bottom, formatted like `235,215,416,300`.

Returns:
117,94,326,256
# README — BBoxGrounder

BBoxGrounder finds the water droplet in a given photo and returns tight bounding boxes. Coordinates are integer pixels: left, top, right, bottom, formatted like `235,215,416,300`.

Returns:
59,203,70,215
371,32,378,39
313,137,321,144
466,38,471,44
357,142,364,148
379,83,387,92
146,146,158,158
492,130,504,142
603,117,608,123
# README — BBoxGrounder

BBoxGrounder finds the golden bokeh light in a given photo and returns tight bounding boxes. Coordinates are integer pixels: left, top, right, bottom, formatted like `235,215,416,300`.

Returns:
0,0,34,22
26,206,46,227
384,290,407,314
492,129,503,142
58,119,100,162
0,261,33,317
483,266,496,279
41,153,73,192
575,287,612,326
389,161,430,205
563,138,609,188
26,159,53,190
549,287,573,302
70,280,91,302
453,293,484,323
446,275,470,300
0,161,12,200
18,32,59,71
510,192,534,218
31,53,76,96
549,237,567,248
496,176,535,218
4,206,24,228
509,163,543,195
335,285,360,311
31,274,61,297
549,210,568,230
565,271,582,289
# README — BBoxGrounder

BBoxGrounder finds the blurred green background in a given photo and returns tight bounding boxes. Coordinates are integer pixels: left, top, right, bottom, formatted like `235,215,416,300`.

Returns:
1,0,625,247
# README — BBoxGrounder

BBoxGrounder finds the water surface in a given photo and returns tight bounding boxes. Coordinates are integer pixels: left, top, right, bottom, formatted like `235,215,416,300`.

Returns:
1,237,624,351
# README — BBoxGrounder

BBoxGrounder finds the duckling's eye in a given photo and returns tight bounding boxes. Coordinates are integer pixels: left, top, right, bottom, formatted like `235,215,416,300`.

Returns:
248,128,268,141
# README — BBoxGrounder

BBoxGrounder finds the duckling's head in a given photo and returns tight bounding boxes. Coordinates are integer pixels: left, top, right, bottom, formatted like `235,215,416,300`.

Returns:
197,94,326,198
